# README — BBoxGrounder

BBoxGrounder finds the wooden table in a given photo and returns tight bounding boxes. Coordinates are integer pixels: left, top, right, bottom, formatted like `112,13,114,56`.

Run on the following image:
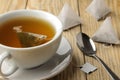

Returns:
0,0,120,80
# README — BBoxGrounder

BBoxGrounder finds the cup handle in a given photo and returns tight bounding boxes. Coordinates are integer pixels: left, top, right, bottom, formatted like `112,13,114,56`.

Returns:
0,52,18,76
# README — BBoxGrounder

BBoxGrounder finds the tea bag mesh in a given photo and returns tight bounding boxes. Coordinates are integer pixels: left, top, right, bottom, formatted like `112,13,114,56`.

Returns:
92,17,120,44
86,0,111,20
13,26,47,47
58,3,82,30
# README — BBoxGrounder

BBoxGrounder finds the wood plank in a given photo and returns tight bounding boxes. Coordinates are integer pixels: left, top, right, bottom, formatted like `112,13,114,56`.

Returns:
107,0,120,77
78,0,120,80
7,0,27,11
27,0,62,15
0,0,27,14
0,0,11,14
49,0,86,80
78,0,105,79
27,0,86,80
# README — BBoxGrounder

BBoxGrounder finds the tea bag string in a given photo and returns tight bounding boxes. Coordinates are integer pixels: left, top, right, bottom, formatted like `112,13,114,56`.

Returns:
13,26,22,32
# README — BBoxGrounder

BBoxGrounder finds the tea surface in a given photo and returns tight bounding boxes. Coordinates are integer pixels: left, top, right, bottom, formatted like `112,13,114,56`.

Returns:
0,17,55,48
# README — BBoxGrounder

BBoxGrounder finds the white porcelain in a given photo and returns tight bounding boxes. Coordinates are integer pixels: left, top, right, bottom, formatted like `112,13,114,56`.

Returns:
0,10,63,76
1,37,72,80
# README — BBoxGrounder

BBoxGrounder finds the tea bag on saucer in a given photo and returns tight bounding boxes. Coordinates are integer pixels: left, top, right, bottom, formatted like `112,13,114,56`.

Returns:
13,26,47,47
86,0,111,20
58,3,82,30
92,17,120,44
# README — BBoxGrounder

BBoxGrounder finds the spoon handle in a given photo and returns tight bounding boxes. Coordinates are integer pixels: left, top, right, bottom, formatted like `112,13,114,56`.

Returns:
93,55,120,80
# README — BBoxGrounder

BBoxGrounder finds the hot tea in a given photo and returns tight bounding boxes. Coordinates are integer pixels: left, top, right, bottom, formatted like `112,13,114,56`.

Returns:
0,17,55,48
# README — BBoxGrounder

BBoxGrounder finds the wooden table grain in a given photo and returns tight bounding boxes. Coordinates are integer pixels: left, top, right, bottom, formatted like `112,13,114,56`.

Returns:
0,0,120,80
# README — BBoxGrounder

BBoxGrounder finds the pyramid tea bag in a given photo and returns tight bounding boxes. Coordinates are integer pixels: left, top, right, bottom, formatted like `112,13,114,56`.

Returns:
58,3,82,30
86,0,111,20
13,26,47,47
92,17,120,44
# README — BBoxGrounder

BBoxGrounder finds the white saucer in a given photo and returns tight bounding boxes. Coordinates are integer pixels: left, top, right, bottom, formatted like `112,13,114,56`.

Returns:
2,37,72,80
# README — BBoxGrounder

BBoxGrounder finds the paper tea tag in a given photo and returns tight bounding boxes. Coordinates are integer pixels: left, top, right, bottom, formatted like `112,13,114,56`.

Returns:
80,63,97,74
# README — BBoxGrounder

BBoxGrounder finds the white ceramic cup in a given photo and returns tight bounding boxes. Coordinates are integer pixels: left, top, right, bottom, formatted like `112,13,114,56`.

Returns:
0,10,63,76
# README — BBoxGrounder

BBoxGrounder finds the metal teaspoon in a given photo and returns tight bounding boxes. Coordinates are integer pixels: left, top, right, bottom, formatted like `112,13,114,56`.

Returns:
76,32,120,80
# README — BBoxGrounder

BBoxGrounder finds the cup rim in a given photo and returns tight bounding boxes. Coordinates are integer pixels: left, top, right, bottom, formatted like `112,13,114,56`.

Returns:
0,10,63,50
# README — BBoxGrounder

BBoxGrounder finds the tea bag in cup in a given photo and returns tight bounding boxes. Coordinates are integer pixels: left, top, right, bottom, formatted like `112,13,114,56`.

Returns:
86,0,111,20
13,26,47,47
58,3,82,30
92,17,120,44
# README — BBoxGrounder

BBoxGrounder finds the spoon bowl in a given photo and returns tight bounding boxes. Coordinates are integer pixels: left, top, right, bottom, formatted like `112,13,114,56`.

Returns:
76,32,120,80
76,32,96,56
